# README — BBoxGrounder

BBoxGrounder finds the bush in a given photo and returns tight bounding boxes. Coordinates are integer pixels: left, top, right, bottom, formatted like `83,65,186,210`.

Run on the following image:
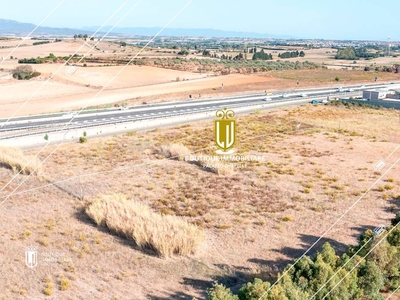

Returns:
158,143,190,161
12,65,41,80
207,283,239,300
60,278,70,291
79,136,87,143
85,194,205,258
0,147,42,175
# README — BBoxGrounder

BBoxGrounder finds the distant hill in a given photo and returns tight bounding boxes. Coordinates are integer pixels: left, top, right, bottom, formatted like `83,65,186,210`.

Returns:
81,26,295,39
0,19,93,36
0,18,295,39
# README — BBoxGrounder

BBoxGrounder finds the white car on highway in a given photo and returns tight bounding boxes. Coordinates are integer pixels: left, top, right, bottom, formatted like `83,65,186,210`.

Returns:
282,94,290,98
263,97,272,101
301,93,307,97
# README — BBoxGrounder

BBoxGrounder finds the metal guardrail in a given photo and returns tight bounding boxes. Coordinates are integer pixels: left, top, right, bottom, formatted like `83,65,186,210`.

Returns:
0,82,394,123
0,92,360,140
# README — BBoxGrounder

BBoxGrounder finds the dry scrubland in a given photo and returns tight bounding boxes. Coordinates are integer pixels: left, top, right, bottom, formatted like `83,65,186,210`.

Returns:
1,104,400,299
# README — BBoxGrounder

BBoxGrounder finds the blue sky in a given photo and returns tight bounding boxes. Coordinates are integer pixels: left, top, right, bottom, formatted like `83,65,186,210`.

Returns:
0,0,399,40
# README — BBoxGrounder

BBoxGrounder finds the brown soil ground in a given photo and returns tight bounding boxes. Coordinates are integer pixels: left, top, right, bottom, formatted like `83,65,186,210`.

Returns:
1,105,400,299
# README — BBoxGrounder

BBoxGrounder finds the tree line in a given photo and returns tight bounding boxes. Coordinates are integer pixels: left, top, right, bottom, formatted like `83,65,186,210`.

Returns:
278,50,305,59
335,47,379,60
206,211,400,300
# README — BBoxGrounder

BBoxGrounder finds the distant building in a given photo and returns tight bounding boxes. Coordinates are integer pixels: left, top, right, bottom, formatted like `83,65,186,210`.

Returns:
362,89,389,100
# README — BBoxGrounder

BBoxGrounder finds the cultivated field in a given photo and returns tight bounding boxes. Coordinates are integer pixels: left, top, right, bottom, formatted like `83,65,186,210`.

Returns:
1,103,399,299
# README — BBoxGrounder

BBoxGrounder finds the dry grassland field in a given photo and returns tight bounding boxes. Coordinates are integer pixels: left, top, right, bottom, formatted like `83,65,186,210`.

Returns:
1,103,400,299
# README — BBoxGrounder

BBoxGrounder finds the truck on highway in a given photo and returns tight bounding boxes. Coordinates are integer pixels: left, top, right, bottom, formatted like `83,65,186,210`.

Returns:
336,87,344,92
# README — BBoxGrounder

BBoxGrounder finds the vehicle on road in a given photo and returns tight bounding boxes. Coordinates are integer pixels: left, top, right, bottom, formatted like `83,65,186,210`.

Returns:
310,99,319,105
346,88,354,92
119,106,129,110
321,99,329,104
301,93,307,97
336,87,344,92
263,97,272,101
282,94,290,98
62,112,77,118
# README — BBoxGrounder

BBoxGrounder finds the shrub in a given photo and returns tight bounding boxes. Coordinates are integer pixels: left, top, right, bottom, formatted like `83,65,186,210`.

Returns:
79,136,87,143
207,283,239,300
158,143,190,161
85,194,205,258
0,147,42,175
60,278,70,291
12,65,41,80
43,287,52,295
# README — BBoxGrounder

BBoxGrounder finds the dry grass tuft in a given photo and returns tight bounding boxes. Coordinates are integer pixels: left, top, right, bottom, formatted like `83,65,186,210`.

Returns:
0,147,42,175
157,143,191,161
85,194,205,258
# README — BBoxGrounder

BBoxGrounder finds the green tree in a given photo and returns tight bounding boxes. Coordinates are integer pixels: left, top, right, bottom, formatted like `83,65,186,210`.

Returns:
358,261,384,296
335,47,356,60
207,283,239,300
238,278,270,300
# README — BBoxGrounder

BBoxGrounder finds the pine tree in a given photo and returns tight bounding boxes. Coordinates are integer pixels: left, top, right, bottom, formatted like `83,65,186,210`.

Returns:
358,261,385,296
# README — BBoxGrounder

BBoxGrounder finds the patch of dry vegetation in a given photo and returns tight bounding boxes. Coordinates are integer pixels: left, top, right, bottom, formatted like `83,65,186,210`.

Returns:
157,143,190,161
85,193,205,258
0,147,42,175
